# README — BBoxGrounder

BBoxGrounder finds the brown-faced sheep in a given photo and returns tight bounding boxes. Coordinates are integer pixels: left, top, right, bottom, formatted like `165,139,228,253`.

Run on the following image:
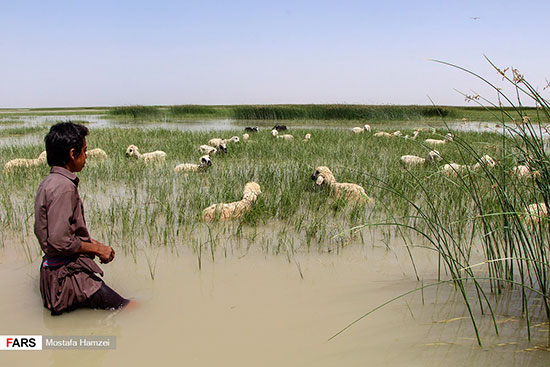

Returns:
202,182,262,222
311,166,374,204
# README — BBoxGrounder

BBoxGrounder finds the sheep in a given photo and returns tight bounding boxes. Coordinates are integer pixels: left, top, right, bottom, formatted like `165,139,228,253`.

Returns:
242,133,250,142
404,130,420,140
125,145,166,164
86,148,107,161
207,138,228,153
271,129,294,140
174,155,212,173
352,124,371,134
272,124,287,131
512,163,541,179
526,202,548,224
244,126,259,132
441,155,496,177
374,131,394,138
303,133,312,142
393,130,403,137
3,151,47,172
311,166,374,204
400,150,442,167
199,145,217,155
202,182,262,222
425,133,454,146
226,136,240,144
472,155,497,170
441,163,471,176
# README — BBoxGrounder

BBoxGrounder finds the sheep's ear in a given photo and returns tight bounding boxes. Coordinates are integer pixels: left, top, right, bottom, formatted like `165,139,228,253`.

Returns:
316,176,324,185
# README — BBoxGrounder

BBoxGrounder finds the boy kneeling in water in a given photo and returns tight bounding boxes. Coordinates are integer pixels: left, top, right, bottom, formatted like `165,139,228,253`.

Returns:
34,122,134,315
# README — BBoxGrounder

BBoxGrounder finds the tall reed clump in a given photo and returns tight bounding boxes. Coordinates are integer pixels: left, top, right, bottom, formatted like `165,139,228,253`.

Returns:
230,104,454,121
109,105,161,118
344,59,550,346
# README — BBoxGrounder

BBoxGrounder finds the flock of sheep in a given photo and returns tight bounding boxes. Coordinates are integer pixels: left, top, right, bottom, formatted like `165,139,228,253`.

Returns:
2,124,547,224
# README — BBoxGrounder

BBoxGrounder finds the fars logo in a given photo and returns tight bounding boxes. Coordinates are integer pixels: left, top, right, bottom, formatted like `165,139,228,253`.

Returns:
0,336,42,350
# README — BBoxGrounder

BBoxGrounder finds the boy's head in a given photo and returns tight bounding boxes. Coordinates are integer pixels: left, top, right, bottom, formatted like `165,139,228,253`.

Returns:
45,122,89,169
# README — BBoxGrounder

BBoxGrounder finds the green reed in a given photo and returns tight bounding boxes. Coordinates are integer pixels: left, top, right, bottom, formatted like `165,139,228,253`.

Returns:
333,60,550,346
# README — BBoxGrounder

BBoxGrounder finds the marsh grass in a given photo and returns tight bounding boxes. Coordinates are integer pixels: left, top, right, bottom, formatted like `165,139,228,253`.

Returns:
330,61,550,346
2,99,549,343
102,104,548,123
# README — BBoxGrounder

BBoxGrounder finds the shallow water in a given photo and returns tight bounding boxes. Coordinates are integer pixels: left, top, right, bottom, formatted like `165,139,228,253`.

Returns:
0,232,548,367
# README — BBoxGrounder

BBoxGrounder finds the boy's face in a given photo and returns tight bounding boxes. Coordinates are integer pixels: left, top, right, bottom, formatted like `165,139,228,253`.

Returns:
67,137,87,172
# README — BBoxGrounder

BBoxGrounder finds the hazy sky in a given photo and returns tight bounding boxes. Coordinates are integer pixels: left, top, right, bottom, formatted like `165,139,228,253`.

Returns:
1,0,548,108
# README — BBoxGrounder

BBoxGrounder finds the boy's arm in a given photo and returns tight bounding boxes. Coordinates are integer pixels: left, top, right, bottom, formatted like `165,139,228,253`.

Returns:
79,239,115,264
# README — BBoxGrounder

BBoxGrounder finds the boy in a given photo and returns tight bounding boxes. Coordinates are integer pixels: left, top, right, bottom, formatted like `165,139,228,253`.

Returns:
34,122,131,315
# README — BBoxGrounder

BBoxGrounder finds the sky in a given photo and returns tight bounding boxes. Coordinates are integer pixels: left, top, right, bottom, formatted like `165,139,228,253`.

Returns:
1,0,548,108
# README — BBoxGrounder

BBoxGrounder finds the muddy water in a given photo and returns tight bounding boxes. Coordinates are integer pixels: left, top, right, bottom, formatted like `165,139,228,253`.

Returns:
0,233,548,367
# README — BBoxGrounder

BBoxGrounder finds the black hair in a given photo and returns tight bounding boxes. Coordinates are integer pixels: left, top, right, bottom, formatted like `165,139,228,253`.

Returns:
44,122,89,167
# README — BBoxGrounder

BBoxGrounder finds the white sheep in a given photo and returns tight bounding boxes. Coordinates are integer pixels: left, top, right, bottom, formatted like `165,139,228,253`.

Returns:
400,150,442,167
199,145,217,155
208,138,228,153
352,124,371,134
472,155,497,170
393,130,403,137
425,133,454,146
404,130,420,140
174,155,212,173
202,182,262,222
526,202,548,224
311,166,374,204
303,133,312,142
441,163,471,176
125,145,166,164
87,148,107,161
441,155,496,177
3,151,47,172
226,136,240,144
373,131,394,138
512,163,540,179
242,133,250,142
271,129,294,140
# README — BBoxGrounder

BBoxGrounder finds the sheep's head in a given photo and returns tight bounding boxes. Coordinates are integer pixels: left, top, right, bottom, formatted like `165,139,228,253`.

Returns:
393,130,402,137
480,155,496,168
219,142,227,153
427,150,442,162
242,182,261,203
199,155,212,168
125,145,139,159
363,124,371,131
228,136,240,143
445,133,454,142
271,129,278,137
304,133,311,140
311,166,336,186
243,133,249,141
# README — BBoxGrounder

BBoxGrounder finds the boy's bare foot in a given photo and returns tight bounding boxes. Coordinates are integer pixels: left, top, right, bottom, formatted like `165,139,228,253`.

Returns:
125,300,139,310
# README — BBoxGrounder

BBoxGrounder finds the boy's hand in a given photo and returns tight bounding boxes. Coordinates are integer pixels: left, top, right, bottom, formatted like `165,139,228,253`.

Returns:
92,239,115,264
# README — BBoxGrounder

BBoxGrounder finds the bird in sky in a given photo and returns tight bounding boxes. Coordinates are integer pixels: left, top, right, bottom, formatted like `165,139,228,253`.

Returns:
470,17,480,20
